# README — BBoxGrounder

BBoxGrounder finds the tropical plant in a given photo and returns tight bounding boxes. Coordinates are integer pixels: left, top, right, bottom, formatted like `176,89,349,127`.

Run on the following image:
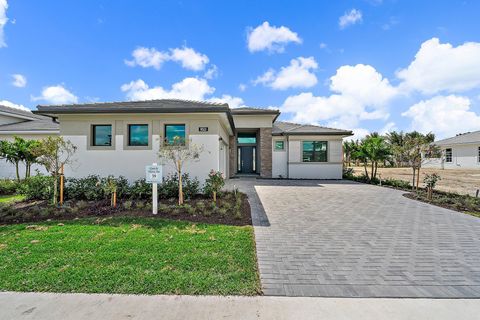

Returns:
343,140,359,167
158,136,203,205
102,175,117,207
353,135,392,181
32,136,77,204
403,131,438,190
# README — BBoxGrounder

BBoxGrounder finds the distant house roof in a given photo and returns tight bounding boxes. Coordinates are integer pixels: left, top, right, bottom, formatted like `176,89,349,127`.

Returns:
0,104,44,121
0,104,59,134
434,130,480,146
273,121,353,136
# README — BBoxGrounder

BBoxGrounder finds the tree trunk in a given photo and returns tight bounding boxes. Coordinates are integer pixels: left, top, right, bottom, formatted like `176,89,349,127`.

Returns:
412,167,416,190
53,174,58,205
15,161,20,181
370,162,375,181
416,166,420,190
363,162,368,178
213,191,217,202
373,162,378,180
178,160,183,205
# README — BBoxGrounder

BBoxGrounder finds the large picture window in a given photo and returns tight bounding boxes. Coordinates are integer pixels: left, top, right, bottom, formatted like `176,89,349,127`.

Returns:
165,124,186,145
92,125,112,146
302,141,328,162
128,124,149,146
445,148,452,163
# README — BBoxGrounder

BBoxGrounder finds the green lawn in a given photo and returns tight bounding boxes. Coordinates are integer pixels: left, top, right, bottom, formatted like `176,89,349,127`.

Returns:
0,194,25,203
0,217,260,295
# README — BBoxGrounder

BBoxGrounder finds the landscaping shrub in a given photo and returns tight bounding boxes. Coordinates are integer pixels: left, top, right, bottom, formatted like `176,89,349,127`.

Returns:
65,175,104,201
382,177,411,189
0,179,19,195
17,175,54,200
160,173,200,199
203,170,225,201
129,178,152,199
65,175,129,201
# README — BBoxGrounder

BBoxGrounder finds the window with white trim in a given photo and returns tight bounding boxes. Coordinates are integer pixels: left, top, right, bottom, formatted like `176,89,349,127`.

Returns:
445,148,452,163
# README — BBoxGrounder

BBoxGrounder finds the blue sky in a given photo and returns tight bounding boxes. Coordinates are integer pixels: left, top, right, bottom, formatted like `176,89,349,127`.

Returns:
1,0,480,140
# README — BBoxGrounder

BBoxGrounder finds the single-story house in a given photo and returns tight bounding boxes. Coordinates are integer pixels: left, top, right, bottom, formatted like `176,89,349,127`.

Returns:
423,130,480,169
0,104,59,178
1,99,352,182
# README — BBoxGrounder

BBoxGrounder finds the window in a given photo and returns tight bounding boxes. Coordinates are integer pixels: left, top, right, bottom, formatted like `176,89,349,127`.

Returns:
445,148,452,163
275,140,285,150
303,141,328,162
92,125,112,146
165,124,186,145
128,124,149,146
478,147,480,163
237,132,256,144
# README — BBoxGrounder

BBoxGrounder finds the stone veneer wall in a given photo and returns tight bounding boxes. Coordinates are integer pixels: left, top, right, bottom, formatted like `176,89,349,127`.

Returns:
229,135,236,178
259,128,272,178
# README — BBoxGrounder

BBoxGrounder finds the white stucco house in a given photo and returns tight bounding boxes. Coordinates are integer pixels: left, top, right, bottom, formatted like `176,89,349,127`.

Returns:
0,100,353,182
423,130,480,169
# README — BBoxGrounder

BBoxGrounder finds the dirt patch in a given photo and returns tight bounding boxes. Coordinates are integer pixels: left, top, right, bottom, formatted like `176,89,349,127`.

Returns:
352,166,480,196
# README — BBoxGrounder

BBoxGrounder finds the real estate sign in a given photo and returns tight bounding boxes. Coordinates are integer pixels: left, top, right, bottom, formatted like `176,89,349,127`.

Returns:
145,164,162,183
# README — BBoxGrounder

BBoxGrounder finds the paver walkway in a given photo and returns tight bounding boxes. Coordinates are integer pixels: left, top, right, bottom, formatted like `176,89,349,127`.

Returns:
227,179,480,297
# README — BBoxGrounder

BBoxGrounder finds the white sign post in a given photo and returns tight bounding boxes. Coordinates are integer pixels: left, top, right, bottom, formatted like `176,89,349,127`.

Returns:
146,163,162,215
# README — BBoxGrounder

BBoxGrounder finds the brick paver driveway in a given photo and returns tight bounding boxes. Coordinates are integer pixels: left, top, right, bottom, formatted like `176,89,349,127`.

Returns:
228,179,480,297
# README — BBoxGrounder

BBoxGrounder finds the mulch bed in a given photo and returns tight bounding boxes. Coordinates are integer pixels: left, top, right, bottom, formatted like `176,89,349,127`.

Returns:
0,194,252,226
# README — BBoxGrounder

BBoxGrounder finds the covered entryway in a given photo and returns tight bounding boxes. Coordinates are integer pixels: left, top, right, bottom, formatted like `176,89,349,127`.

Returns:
236,132,258,175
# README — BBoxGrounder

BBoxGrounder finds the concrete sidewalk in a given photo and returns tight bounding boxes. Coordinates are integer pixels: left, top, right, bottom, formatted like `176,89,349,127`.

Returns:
1,292,480,320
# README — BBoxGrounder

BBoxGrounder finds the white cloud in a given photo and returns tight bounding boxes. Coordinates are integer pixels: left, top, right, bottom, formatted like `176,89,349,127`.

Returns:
339,9,362,29
125,46,209,71
121,77,214,101
208,95,245,109
11,74,26,87
402,95,480,139
253,56,318,90
380,122,397,134
32,85,78,105
281,64,397,129
347,128,370,142
203,64,218,79
0,99,30,112
247,21,301,53
170,46,209,71
0,0,7,48
125,47,169,70
397,38,480,95
238,83,247,92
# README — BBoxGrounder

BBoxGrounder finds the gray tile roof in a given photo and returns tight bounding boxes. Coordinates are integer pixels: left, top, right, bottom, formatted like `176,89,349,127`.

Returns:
35,99,230,114
231,107,280,115
434,130,480,146
273,121,353,136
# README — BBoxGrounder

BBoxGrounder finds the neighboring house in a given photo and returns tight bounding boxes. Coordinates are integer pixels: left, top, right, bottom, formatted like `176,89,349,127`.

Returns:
0,105,59,178
17,99,352,182
423,130,480,169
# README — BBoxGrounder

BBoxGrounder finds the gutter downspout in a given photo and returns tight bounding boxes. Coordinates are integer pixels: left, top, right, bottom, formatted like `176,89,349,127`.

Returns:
286,134,290,179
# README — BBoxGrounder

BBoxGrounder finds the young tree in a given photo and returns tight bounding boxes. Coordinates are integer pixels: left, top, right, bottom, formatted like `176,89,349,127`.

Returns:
158,137,203,205
343,140,358,167
33,136,77,204
0,139,22,181
15,137,40,179
403,131,438,190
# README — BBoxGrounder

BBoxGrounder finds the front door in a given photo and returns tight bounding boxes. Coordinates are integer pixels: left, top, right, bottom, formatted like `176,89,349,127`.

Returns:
238,146,256,173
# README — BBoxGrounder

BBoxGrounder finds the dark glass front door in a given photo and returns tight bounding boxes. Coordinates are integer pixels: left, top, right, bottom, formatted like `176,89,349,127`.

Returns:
238,146,256,173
